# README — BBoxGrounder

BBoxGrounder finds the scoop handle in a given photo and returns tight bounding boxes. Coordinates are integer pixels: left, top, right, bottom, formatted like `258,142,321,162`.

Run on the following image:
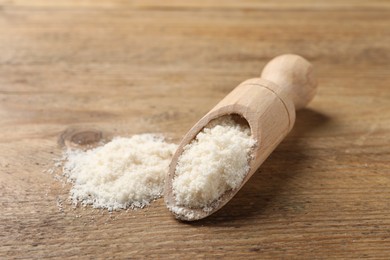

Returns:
260,54,318,110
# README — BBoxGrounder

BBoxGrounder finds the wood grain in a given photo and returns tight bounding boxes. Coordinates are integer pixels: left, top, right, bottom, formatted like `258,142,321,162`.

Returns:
1,0,389,259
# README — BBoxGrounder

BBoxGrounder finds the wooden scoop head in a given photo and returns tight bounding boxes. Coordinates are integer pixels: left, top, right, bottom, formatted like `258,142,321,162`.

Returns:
165,54,318,221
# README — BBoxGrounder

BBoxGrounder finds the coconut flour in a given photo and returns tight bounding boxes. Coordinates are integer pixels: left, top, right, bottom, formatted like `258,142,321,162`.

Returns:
57,116,254,214
62,134,177,211
172,115,256,210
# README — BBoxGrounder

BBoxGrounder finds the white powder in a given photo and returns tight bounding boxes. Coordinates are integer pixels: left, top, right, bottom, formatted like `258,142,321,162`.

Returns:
172,115,256,209
63,134,177,211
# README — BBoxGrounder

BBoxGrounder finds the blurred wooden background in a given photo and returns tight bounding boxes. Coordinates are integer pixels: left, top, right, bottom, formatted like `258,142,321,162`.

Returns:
1,0,389,258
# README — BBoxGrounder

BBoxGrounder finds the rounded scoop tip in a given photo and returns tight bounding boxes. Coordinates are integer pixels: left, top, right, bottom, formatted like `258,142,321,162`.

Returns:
166,204,209,221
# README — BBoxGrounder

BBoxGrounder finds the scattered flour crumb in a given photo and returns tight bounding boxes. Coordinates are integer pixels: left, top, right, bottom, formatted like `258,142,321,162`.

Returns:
62,134,177,211
172,115,256,210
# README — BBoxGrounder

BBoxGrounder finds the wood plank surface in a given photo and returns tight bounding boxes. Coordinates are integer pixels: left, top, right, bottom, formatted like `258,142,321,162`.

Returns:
1,0,389,259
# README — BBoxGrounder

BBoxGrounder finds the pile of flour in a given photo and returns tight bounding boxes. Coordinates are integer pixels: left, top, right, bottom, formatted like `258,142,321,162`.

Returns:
62,134,177,211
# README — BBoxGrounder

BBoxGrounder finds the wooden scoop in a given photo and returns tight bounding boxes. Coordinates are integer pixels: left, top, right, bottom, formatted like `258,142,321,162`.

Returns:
165,54,318,221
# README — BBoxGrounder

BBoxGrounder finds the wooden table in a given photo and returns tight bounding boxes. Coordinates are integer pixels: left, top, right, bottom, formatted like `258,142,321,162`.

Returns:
1,1,389,259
